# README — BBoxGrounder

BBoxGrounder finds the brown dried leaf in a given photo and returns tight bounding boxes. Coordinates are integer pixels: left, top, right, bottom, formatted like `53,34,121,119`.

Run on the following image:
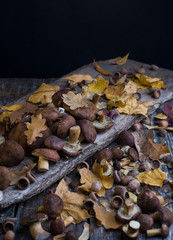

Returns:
93,202,122,229
94,60,112,76
114,74,127,85
64,74,95,86
132,130,170,161
104,85,124,100
144,124,173,131
109,53,129,65
62,91,88,110
55,179,90,224
24,114,48,145
0,105,22,122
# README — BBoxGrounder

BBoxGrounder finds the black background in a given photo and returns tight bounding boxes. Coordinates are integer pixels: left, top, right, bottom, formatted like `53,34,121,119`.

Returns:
0,0,173,78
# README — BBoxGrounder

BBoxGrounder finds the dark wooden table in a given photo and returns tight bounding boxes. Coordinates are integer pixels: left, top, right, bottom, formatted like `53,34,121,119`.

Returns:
0,59,173,240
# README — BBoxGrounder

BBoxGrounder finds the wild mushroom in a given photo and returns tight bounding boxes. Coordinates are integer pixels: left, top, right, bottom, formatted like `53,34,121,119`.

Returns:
44,135,64,150
114,186,129,201
93,148,113,163
111,195,123,209
122,220,140,239
91,93,107,110
35,106,59,123
100,159,112,175
57,114,76,139
79,119,97,143
146,224,169,238
20,213,50,239
92,111,114,133
32,148,60,172
113,170,122,184
4,230,15,240
127,169,139,177
128,148,138,162
117,198,141,223
90,181,101,193
117,131,135,147
153,205,173,227
112,147,123,160
43,193,63,218
121,176,135,186
136,214,154,233
52,88,70,107
0,166,11,190
0,140,25,167
138,162,151,172
127,179,140,192
62,125,82,157
50,219,65,235
65,230,77,240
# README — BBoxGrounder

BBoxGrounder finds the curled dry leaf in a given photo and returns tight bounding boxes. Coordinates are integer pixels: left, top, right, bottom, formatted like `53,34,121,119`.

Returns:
94,60,112,76
88,78,108,94
123,80,137,95
132,130,170,161
114,74,127,86
142,101,158,107
109,53,129,65
136,168,167,187
104,85,124,100
144,124,173,131
24,114,48,145
62,91,88,110
154,113,168,119
93,202,122,229
134,73,165,89
55,179,90,224
100,199,112,212
28,83,60,104
0,105,22,122
64,74,95,86
78,222,90,240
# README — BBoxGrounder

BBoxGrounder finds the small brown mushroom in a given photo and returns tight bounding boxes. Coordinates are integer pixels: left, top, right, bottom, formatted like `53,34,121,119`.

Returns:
91,93,107,110
0,166,11,190
113,170,122,184
44,193,63,218
50,218,65,235
35,107,59,123
65,230,77,240
3,219,16,233
52,88,70,107
156,205,173,227
138,162,151,172
153,89,161,99
114,186,129,201
44,135,64,150
150,64,159,71
122,220,140,239
90,181,101,193
127,169,139,177
137,214,154,233
93,148,113,163
4,230,15,240
128,148,138,162
142,118,151,125
92,111,114,133
121,176,135,186
146,224,169,238
137,67,145,74
159,120,168,128
17,177,30,190
109,72,121,85
112,147,123,160
127,179,140,192
57,114,76,139
79,119,97,143
132,122,142,131
113,160,121,171
117,131,135,147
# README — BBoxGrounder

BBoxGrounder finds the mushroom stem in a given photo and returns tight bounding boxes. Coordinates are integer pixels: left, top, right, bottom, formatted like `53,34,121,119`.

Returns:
92,94,100,107
124,199,135,215
38,156,49,172
82,86,89,97
30,221,49,239
100,159,109,172
97,111,105,123
127,220,140,234
64,216,74,227
120,159,131,167
146,228,162,237
68,125,81,146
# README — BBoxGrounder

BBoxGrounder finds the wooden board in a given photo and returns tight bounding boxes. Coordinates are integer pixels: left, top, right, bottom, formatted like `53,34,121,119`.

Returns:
0,59,173,209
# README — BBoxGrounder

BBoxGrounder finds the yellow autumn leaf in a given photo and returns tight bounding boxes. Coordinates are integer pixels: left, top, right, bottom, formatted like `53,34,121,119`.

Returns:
104,85,124,100
134,73,164,89
62,91,88,110
88,78,108,94
114,74,127,85
142,101,158,107
93,202,122,229
0,105,22,122
136,168,167,187
144,124,173,131
28,83,60,104
117,97,149,117
94,60,112,76
64,74,96,86
109,53,129,65
55,179,90,224
24,114,47,145
124,80,137,95
154,113,168,119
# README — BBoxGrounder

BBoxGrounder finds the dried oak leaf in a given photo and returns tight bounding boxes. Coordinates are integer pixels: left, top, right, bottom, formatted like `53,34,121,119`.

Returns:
108,53,129,65
10,163,36,185
143,124,173,131
62,91,88,110
132,130,170,161
0,105,22,122
93,202,122,229
55,179,90,224
154,113,168,119
24,113,47,145
136,168,167,187
94,60,112,76
64,74,95,86
124,80,137,95
104,85,124,100
28,83,60,104
88,78,108,94
134,73,165,89
10,102,38,124
78,222,89,240
114,74,127,86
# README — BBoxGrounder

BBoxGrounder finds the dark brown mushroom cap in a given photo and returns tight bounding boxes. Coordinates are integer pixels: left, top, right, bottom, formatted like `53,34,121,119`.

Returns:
112,147,123,160
44,135,64,150
35,107,59,123
93,116,114,133
44,193,63,218
117,131,135,147
137,214,154,233
57,115,76,139
50,219,65,235
157,205,173,227
0,140,25,167
63,100,98,121
49,121,59,135
79,119,97,143
52,88,70,107
32,148,60,162
62,142,82,157
20,213,47,226
93,148,113,163
0,166,11,190
8,123,51,155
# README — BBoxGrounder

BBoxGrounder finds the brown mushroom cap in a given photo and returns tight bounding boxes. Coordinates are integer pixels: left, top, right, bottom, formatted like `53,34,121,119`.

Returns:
93,116,114,133
44,193,63,218
32,148,60,162
57,114,76,139
0,140,25,167
50,219,65,235
20,213,47,226
93,148,113,163
112,147,123,160
0,166,11,190
157,205,173,227
52,88,70,107
35,107,59,123
63,100,98,121
117,131,135,147
44,135,64,150
137,214,154,233
62,142,82,157
79,119,97,143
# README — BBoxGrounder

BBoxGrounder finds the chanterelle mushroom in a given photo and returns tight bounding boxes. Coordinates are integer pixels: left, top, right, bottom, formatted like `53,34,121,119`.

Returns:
92,111,114,133
0,140,25,167
32,148,60,172
0,166,11,190
20,213,50,240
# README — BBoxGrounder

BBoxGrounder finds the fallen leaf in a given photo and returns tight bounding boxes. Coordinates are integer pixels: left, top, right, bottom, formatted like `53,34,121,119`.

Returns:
64,74,95,86
78,222,89,240
0,105,22,122
62,91,88,110
144,124,173,131
55,179,90,224
142,101,158,107
93,202,122,229
136,168,167,187
100,200,112,212
109,53,129,65
88,78,108,94
132,130,170,161
154,113,168,119
134,73,164,89
10,164,36,185
162,102,173,118
24,114,48,145
117,97,149,117
28,83,60,104
114,74,127,86
94,60,112,76
104,85,124,100
123,81,137,95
